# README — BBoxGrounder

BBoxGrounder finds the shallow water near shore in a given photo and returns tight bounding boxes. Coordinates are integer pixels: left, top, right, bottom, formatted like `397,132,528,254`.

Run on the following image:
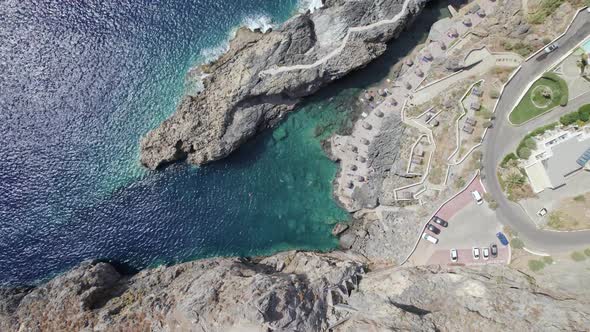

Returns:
0,0,449,284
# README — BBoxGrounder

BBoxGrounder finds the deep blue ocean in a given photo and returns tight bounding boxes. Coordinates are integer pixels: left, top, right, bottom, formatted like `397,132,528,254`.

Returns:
0,0,449,285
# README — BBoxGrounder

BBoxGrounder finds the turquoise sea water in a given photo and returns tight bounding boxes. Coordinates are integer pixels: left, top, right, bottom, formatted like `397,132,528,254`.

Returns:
0,0,450,285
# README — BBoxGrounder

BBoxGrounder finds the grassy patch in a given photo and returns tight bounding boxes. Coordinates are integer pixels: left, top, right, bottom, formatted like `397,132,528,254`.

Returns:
500,153,518,168
528,0,564,24
510,73,568,125
585,248,590,256
546,211,580,230
574,195,586,202
511,237,525,249
571,251,587,262
514,122,558,159
528,259,545,272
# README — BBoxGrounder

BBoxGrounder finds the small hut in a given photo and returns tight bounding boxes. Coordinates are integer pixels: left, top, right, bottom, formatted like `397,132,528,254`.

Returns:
362,122,372,130
406,58,414,66
375,110,384,117
360,137,370,145
462,17,472,26
472,87,483,97
415,68,424,77
470,100,481,111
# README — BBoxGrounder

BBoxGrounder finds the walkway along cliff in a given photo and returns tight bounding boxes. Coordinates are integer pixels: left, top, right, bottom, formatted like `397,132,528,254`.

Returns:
139,0,428,169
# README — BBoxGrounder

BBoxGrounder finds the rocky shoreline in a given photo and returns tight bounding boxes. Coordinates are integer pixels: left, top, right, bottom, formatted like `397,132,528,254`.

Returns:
139,0,428,169
3,0,590,330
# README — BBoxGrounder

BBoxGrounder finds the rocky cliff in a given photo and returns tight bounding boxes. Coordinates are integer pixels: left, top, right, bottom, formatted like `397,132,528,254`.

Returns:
139,0,428,169
1,251,588,331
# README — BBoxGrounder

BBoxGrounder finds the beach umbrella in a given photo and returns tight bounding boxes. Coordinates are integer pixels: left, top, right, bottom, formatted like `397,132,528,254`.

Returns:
415,68,424,77
350,164,358,171
477,9,486,17
405,58,414,66
390,98,398,106
349,144,358,153
463,17,472,26
423,51,433,60
448,27,458,38
356,175,365,182
360,137,370,145
346,181,354,189
405,81,412,90
358,156,367,163
375,110,384,117
439,41,446,50
362,122,372,130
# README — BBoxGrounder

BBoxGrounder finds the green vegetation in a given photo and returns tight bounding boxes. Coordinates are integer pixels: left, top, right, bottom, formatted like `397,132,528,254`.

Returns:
511,237,525,249
574,195,586,202
523,137,537,150
571,251,587,262
502,40,535,57
559,104,590,126
501,153,518,168
528,0,564,24
542,256,554,264
585,248,590,256
517,147,531,159
510,73,568,124
513,122,558,160
528,259,545,272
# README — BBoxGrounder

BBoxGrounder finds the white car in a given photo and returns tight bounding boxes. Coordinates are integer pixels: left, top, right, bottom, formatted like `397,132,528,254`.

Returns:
422,233,439,244
450,249,458,262
482,247,490,260
471,190,483,205
537,208,548,217
472,247,480,260
544,43,558,53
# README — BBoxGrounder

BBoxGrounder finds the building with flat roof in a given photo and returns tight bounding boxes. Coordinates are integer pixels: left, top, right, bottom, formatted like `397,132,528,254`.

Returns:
524,126,590,193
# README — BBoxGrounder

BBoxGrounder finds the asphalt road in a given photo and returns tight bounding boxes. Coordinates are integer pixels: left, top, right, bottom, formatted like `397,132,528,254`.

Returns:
482,10,590,253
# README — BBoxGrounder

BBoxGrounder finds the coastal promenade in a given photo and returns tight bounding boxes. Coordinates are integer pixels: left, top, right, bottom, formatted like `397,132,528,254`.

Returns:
329,0,496,210
483,9,590,253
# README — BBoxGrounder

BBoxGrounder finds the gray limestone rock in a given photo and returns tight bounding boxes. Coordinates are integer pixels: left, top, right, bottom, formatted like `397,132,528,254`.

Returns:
139,0,428,169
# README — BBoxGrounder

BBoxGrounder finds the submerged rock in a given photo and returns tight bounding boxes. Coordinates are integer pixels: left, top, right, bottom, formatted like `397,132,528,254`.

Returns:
139,0,428,169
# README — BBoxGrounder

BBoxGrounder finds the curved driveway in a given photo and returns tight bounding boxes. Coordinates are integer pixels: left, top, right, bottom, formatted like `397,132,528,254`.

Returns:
482,10,590,253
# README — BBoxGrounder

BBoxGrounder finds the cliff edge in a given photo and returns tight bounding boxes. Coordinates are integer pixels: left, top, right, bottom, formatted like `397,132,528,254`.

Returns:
139,0,427,169
1,252,588,331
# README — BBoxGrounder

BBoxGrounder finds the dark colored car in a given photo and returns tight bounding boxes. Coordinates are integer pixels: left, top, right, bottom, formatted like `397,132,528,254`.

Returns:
496,232,509,246
432,216,448,228
491,244,498,257
427,224,441,235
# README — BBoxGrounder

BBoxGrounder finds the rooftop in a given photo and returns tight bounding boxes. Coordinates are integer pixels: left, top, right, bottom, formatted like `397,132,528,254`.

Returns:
543,137,590,188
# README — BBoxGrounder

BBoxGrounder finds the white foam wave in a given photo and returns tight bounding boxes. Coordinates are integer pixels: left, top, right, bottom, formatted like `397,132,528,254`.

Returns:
242,14,274,33
298,0,324,13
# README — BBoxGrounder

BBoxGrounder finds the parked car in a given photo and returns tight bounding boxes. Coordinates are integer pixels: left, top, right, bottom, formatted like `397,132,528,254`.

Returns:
450,249,458,262
537,208,548,217
483,247,490,260
422,233,439,244
544,43,558,53
471,190,483,205
432,216,448,227
496,232,509,246
472,247,480,259
491,244,498,257
427,224,441,235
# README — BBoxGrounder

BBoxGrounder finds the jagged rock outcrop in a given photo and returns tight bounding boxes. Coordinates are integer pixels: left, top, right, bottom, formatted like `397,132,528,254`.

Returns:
2,252,589,331
139,0,428,169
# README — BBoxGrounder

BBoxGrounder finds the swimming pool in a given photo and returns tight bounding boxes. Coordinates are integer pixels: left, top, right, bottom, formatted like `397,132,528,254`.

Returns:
580,38,590,53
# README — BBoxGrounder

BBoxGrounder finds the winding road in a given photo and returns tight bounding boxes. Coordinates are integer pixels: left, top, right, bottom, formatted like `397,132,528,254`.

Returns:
482,9,590,253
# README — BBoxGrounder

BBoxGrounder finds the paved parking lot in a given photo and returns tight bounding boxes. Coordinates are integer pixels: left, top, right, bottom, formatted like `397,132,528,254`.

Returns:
408,176,510,266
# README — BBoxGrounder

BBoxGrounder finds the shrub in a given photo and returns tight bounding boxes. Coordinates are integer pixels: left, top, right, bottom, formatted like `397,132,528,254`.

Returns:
501,153,518,168
579,104,590,122
560,112,580,126
472,150,483,160
542,256,553,264
482,121,493,128
528,260,545,272
574,195,586,202
489,200,498,210
511,237,525,249
528,0,565,24
542,37,552,44
571,251,586,261
524,137,537,150
542,72,568,106
585,248,590,256
518,147,532,159
490,88,500,99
